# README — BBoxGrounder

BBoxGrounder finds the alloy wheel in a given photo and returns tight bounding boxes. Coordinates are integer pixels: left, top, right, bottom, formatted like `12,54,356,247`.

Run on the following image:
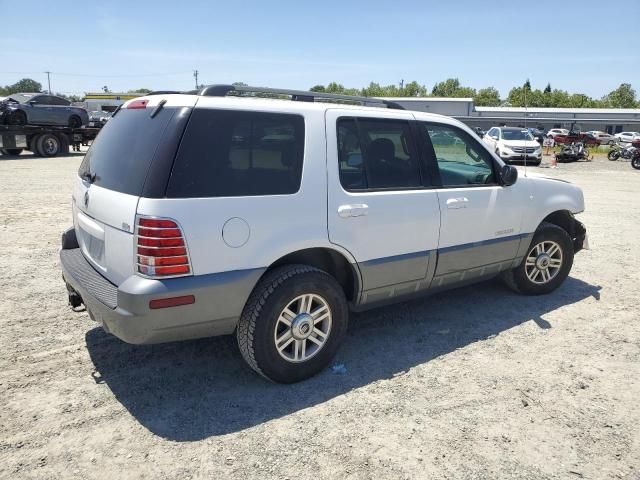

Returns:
274,293,332,363
525,240,563,284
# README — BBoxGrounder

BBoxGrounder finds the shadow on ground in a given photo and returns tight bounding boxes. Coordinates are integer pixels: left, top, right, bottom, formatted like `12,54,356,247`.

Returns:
0,151,85,161
86,276,600,441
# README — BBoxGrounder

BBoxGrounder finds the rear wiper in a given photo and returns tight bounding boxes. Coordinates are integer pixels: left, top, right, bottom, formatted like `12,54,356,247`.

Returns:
80,171,96,183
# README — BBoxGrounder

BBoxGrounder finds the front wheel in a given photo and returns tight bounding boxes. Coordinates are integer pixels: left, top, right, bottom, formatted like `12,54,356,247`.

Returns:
236,265,348,383
7,110,27,126
608,150,620,161
502,222,574,295
632,156,640,170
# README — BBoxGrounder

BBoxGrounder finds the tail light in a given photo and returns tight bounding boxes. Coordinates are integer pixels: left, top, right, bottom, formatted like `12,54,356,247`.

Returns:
135,217,192,278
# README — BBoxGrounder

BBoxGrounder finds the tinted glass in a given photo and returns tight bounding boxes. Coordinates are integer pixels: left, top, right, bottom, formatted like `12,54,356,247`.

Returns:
78,107,177,195
167,110,304,198
49,96,70,106
337,117,421,190
423,124,495,186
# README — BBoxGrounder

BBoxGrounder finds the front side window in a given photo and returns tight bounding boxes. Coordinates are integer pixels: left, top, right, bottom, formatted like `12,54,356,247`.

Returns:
168,110,304,198
422,123,496,187
337,117,421,190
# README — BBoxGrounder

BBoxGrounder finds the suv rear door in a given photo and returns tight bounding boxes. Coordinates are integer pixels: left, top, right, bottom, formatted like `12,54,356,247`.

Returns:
74,96,196,284
326,108,440,304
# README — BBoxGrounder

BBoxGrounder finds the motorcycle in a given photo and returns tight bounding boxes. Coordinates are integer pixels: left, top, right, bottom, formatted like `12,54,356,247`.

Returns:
556,141,590,163
608,143,637,161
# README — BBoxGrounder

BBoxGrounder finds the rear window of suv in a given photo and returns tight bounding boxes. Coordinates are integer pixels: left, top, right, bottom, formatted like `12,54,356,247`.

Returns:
166,109,304,198
78,107,177,195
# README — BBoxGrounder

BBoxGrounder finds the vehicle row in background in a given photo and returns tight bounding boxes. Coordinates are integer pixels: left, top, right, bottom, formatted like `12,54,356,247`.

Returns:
0,93,89,128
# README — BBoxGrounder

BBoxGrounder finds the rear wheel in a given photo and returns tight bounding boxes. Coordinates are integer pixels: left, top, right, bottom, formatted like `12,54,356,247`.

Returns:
632,156,640,170
237,264,348,383
502,222,574,295
68,115,82,129
36,133,61,157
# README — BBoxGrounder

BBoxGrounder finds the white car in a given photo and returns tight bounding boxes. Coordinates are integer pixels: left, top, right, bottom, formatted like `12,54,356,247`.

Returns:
586,131,618,145
60,85,588,383
547,128,569,138
614,131,640,143
483,127,542,165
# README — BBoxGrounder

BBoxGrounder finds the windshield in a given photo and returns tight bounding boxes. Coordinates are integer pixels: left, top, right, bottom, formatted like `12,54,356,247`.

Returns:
8,93,37,104
502,129,534,141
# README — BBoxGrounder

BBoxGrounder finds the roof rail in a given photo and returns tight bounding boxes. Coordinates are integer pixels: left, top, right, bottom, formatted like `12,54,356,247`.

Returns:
197,84,405,110
146,90,183,96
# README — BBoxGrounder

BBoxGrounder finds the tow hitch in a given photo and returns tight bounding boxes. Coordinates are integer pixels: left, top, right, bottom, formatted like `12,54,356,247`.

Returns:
65,281,84,311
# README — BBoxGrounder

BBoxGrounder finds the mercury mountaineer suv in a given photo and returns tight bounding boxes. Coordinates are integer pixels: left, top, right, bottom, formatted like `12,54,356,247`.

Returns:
60,85,588,383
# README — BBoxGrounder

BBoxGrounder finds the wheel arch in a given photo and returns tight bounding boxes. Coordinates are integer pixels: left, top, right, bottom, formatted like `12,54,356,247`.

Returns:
263,247,361,302
538,209,586,252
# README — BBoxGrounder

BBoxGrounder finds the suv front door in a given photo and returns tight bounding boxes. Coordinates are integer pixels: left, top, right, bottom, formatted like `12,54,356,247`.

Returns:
419,122,528,287
326,109,441,304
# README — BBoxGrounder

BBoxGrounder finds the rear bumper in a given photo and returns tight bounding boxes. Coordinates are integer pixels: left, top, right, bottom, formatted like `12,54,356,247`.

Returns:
60,244,264,344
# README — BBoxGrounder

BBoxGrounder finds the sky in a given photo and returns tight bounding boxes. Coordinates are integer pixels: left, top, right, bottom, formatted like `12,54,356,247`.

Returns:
1,0,639,99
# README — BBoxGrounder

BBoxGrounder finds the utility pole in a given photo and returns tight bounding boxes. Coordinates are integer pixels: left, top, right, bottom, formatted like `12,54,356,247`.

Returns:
45,71,51,93
193,70,199,89
400,79,404,90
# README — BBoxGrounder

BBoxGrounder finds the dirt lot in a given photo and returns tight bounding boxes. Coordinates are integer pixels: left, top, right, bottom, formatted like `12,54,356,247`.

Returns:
1,150,639,480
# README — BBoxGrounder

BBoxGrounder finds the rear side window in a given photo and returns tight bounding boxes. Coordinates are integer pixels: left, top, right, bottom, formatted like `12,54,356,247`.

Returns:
337,117,421,190
167,110,304,198
78,107,177,195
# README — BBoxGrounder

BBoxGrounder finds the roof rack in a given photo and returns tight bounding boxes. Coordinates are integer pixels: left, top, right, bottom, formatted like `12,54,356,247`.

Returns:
196,84,405,110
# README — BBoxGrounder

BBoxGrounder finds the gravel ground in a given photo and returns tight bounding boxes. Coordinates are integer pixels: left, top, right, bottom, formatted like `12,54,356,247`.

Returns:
0,151,639,480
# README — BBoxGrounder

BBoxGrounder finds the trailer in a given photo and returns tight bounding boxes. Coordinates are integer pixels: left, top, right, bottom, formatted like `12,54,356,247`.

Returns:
0,125,100,157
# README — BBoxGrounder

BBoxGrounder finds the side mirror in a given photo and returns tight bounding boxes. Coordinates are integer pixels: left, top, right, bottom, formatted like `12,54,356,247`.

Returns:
500,164,518,186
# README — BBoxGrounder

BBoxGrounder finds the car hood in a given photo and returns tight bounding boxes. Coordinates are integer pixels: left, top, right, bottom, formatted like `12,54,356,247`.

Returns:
502,140,540,148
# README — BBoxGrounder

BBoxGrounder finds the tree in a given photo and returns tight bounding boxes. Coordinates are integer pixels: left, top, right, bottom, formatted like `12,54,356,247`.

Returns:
603,83,637,108
128,88,152,94
0,78,43,95
474,87,501,106
431,78,475,98
523,79,531,91
102,85,110,93
401,81,428,97
309,85,326,92
544,83,552,94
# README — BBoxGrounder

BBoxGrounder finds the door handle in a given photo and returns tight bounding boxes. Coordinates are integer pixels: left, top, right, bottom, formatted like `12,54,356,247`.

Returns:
446,197,469,209
338,204,369,218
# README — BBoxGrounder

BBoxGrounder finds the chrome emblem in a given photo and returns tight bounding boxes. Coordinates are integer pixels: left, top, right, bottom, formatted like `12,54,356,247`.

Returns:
84,191,90,208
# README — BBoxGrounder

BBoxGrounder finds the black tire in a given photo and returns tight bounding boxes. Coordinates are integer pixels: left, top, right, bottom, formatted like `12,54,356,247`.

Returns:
5,148,23,155
7,110,27,126
36,133,61,157
68,115,82,129
632,156,640,170
237,264,349,383
608,150,619,161
502,222,574,295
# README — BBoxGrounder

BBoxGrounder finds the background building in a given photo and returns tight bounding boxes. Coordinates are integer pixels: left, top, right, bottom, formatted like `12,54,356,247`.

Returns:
382,97,640,133
79,92,147,112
